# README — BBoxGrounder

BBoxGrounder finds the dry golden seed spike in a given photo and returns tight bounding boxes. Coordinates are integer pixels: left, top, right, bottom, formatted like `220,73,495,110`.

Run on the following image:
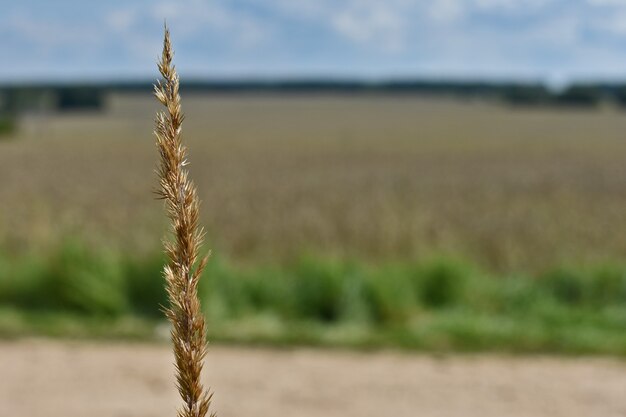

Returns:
154,25,214,417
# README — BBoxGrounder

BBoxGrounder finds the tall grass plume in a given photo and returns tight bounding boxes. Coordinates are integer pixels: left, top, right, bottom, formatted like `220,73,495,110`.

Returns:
154,26,214,417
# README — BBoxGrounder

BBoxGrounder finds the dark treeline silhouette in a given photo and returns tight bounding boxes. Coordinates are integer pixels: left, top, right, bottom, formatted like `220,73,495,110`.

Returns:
2,80,626,115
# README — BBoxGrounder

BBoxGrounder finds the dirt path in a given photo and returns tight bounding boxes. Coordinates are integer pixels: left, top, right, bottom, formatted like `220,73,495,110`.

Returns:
1,339,625,417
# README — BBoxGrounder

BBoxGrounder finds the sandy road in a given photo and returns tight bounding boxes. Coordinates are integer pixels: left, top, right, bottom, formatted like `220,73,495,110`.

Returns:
0,339,625,417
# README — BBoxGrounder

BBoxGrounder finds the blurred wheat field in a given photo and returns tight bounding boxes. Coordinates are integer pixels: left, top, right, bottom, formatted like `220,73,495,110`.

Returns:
4,94,626,271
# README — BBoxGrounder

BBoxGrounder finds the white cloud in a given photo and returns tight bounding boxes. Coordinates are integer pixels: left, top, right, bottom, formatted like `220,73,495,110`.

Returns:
105,8,137,32
590,11,626,35
474,0,554,12
261,0,332,17
587,0,626,6
8,12,104,50
150,0,271,47
331,3,407,51
429,0,465,23
512,13,581,46
243,0,415,51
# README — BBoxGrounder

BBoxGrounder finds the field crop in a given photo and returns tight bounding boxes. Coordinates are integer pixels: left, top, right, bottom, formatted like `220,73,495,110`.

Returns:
1,242,626,354
2,95,626,352
3,95,626,270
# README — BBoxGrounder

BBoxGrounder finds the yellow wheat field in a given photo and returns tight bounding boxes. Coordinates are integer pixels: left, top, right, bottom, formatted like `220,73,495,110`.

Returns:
3,95,626,271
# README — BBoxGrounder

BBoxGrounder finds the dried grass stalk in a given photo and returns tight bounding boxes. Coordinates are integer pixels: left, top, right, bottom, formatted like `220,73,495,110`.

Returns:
154,25,214,417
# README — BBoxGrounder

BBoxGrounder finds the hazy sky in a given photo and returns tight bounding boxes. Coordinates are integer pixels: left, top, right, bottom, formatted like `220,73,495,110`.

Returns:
4,0,626,84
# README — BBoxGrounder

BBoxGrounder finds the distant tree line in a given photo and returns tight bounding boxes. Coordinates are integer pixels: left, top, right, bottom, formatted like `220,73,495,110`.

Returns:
0,86,105,114
3,81,626,116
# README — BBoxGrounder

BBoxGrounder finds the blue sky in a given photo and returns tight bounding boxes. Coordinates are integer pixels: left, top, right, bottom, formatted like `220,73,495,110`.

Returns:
4,0,626,85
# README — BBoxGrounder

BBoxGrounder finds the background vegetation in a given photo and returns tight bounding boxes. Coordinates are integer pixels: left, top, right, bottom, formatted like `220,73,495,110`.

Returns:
3,80,626,109
1,94,626,354
1,241,625,354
